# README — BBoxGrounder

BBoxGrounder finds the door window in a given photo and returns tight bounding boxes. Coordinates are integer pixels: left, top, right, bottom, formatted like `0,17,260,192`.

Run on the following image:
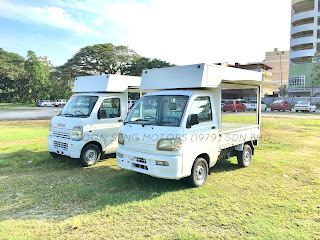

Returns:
100,98,121,119
188,97,212,123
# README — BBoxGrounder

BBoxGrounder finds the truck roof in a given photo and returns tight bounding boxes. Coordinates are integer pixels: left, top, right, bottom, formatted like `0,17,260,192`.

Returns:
73,74,141,93
140,63,263,90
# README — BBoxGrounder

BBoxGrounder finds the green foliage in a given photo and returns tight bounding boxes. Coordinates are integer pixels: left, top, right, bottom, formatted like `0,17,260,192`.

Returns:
123,56,174,76
278,84,287,97
24,51,50,101
0,48,26,102
312,52,320,84
0,44,175,103
58,43,139,77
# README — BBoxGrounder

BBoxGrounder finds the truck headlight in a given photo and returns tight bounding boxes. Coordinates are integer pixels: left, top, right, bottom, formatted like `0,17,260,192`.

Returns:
71,126,83,141
157,138,181,151
118,133,124,145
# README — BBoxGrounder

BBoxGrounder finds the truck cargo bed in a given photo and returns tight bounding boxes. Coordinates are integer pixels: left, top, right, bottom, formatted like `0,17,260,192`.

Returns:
219,123,259,150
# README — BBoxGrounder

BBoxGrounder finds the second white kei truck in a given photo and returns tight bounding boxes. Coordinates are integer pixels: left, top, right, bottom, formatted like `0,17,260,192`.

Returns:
117,63,263,187
47,74,141,167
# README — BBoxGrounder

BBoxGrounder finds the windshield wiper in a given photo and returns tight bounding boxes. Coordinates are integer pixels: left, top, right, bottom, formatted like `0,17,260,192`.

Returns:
154,121,176,125
61,113,75,117
124,119,151,124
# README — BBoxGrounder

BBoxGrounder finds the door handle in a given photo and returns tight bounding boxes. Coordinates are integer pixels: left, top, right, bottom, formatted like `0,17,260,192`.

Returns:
118,119,123,122
211,126,216,129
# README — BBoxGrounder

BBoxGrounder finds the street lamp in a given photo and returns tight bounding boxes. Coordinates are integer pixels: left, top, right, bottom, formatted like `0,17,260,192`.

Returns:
277,51,285,97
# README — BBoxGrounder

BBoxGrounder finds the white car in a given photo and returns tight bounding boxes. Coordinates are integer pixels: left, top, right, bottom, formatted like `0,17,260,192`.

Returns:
294,101,316,112
37,100,55,107
247,100,267,111
54,99,67,107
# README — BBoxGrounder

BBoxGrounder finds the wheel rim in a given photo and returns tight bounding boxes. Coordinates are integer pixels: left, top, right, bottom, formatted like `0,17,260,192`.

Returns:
195,163,206,183
84,148,97,163
243,148,251,165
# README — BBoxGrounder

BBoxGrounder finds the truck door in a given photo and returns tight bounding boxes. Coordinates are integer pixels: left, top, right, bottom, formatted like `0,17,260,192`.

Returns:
95,96,125,152
183,96,219,176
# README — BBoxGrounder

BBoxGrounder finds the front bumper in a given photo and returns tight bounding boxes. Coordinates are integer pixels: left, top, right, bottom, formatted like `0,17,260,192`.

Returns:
117,147,184,180
47,135,85,159
295,107,309,111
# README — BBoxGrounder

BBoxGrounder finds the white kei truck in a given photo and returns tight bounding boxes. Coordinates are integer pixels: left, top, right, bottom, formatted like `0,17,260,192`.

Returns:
116,63,263,187
47,74,141,167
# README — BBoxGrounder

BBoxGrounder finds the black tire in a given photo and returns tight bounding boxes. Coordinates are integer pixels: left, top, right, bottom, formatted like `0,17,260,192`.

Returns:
296,110,298,112
80,144,101,167
237,144,252,168
50,152,59,158
189,157,208,187
223,110,226,112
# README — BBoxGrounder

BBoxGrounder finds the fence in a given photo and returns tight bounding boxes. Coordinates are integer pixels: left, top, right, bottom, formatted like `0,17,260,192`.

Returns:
246,97,320,105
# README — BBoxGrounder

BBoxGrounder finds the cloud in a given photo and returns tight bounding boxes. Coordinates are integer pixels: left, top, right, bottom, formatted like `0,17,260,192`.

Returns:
102,0,291,65
0,0,97,35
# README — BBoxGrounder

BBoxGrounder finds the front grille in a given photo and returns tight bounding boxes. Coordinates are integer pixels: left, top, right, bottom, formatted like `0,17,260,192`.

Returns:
53,131,70,139
136,157,146,163
132,157,148,170
133,163,148,170
53,141,68,150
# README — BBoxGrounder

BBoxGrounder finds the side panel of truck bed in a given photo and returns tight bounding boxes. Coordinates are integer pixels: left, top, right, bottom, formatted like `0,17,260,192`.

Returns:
219,123,259,150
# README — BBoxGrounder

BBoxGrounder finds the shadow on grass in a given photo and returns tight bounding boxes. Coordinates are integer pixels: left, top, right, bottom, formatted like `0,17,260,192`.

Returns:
0,150,189,220
211,158,240,173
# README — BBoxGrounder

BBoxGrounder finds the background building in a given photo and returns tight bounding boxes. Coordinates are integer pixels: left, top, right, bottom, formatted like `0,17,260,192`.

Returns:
218,63,273,99
289,0,320,97
262,49,290,96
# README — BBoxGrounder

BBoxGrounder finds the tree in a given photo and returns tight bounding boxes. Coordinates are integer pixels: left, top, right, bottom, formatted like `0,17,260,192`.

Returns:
122,57,174,76
24,51,49,101
58,43,139,78
0,48,26,102
312,52,320,85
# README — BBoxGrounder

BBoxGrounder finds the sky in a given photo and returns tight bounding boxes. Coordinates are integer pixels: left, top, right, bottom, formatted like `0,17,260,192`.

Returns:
0,0,291,67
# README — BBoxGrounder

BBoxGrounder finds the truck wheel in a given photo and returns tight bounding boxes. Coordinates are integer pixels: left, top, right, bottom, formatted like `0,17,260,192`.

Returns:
237,144,252,168
80,144,101,167
189,157,208,187
50,152,59,158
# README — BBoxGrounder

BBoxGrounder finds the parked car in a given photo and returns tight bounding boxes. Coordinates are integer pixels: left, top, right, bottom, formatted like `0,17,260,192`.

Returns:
54,99,67,107
222,100,246,112
270,100,292,111
37,100,55,107
247,100,267,111
128,99,138,109
236,99,248,109
294,101,316,112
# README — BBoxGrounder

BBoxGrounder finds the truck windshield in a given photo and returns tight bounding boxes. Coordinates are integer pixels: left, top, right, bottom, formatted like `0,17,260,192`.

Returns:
125,95,189,127
60,96,98,118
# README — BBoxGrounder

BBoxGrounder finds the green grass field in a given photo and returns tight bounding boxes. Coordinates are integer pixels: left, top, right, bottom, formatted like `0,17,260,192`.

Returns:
0,103,36,111
0,117,319,239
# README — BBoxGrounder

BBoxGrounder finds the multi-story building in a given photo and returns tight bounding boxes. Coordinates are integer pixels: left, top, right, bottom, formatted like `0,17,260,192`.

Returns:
263,49,290,96
289,0,320,97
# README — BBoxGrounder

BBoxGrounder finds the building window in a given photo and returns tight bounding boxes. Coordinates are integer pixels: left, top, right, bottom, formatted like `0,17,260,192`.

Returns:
288,76,305,87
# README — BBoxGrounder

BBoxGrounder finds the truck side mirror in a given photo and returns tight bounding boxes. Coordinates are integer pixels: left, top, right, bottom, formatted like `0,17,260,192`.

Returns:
187,114,199,128
98,109,107,119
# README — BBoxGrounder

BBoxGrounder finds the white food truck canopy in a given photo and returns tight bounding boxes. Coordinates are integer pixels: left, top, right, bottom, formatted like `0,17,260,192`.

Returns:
140,63,263,90
73,75,141,93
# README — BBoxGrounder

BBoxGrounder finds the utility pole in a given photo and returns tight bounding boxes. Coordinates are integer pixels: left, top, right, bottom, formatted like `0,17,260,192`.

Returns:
277,51,284,97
